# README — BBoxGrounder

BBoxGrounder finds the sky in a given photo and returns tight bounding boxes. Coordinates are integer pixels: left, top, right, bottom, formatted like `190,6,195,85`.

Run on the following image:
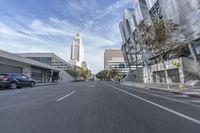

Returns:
0,0,133,73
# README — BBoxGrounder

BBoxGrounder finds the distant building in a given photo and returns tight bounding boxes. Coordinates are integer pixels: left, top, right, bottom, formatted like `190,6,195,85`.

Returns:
70,33,86,67
0,50,60,83
104,48,129,73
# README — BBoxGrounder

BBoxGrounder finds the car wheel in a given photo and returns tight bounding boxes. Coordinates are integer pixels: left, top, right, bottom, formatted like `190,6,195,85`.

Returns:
30,82,35,87
10,82,17,89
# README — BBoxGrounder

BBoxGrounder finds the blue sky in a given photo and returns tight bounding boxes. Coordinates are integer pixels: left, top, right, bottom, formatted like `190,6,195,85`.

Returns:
0,0,133,73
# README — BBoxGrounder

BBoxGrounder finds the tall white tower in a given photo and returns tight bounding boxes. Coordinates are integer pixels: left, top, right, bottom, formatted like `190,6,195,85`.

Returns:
70,33,85,67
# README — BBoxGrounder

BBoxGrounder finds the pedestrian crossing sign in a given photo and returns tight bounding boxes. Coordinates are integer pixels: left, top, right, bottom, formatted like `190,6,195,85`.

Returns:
172,60,180,68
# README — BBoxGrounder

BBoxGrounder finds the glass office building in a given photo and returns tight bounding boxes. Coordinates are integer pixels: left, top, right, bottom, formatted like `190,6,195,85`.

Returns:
119,0,200,83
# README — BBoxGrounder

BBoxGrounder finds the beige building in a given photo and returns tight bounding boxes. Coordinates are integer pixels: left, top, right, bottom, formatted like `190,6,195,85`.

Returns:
104,48,126,70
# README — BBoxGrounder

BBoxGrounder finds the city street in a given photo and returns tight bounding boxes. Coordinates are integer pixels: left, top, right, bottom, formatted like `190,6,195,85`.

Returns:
1,0,200,133
0,81,200,133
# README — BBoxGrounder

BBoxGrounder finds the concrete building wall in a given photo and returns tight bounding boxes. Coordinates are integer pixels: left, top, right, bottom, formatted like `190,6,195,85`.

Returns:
182,57,200,82
0,57,48,83
0,64,22,74
0,50,60,83
22,66,32,77
0,57,32,76
143,57,200,84
59,69,74,82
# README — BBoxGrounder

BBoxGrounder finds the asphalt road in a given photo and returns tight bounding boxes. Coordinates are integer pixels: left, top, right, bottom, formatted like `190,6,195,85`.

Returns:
0,81,200,133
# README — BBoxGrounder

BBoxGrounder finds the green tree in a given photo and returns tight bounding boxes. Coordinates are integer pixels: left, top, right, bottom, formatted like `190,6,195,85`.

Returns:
96,70,110,80
96,69,120,81
80,68,91,80
139,18,179,88
74,66,92,80
109,69,119,80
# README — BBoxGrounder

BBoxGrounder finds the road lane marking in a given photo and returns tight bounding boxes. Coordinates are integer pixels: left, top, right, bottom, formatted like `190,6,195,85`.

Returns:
121,86,200,109
104,83,200,126
56,91,75,102
187,100,200,103
0,91,24,96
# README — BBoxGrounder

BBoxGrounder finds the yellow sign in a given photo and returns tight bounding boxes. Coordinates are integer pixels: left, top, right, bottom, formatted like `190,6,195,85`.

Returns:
179,84,185,92
172,60,180,68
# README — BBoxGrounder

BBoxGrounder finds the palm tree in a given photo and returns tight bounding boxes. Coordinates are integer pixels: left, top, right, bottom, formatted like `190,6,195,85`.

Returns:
139,18,179,89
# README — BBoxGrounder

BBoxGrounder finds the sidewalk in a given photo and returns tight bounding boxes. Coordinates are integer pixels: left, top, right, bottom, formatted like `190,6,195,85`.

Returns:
120,81,200,98
36,82,58,86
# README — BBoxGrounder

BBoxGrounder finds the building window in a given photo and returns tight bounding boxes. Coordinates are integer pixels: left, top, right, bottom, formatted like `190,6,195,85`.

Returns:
196,46,200,55
149,1,162,20
193,39,200,55
28,57,52,65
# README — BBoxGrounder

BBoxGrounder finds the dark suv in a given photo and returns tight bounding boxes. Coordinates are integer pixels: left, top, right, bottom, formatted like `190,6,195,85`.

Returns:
0,73,36,89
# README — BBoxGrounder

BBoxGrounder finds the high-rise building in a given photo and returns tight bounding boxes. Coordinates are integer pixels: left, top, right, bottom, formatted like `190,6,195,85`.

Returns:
119,0,200,83
70,33,85,67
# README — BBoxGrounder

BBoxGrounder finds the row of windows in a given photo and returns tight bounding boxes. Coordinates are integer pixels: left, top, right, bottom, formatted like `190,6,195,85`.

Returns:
28,57,52,65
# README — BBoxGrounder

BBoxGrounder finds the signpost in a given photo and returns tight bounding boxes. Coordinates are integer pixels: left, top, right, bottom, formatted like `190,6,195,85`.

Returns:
172,60,180,68
119,63,125,69
119,63,125,74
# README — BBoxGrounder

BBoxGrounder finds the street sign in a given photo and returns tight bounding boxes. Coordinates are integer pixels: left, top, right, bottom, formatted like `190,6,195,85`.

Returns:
119,63,125,68
172,60,180,68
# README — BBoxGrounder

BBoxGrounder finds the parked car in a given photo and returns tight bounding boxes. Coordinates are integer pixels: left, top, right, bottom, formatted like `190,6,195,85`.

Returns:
0,73,36,89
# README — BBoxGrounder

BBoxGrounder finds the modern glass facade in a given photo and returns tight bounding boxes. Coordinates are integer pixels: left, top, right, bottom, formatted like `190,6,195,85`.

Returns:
159,0,200,40
28,57,52,65
120,0,200,65
119,6,144,70
119,0,200,83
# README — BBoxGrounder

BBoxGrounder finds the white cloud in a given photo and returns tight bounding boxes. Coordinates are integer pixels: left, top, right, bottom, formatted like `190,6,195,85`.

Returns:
0,17,120,73
0,0,133,73
0,21,69,59
48,17,116,47
95,0,132,19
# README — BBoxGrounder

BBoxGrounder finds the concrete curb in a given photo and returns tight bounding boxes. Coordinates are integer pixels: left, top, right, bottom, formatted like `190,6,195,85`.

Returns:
36,82,58,87
148,87,183,94
121,82,146,89
120,82,200,98
182,92,200,98
148,87,200,98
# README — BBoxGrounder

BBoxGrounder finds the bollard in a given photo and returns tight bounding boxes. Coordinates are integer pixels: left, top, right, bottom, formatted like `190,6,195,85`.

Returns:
179,83,185,92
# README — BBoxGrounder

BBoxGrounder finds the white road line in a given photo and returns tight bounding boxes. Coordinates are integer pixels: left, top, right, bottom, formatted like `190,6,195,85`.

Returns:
122,86,200,109
187,100,200,103
0,91,24,96
56,91,75,102
104,83,200,126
